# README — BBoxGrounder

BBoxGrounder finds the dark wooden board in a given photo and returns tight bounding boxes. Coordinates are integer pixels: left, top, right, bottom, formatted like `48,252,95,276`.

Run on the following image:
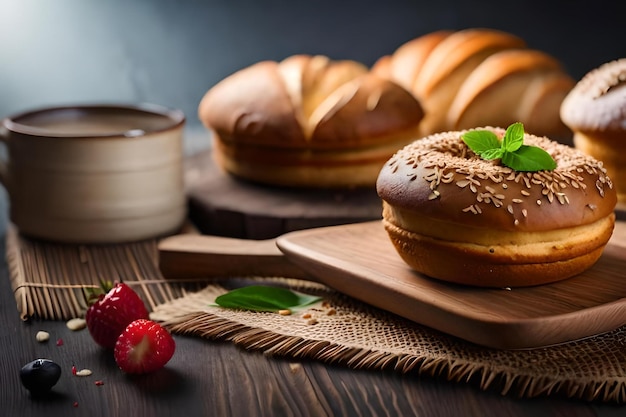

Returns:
183,151,383,239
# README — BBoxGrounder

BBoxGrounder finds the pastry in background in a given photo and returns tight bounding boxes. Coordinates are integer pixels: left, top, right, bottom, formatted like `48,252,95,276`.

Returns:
372,28,574,141
560,58,626,205
198,54,424,188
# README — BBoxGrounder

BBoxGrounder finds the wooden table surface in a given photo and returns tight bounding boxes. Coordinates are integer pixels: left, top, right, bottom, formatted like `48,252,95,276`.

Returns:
1,235,626,416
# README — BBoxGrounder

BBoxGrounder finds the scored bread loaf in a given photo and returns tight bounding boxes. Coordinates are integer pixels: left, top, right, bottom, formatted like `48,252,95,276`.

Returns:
372,28,574,141
198,54,424,188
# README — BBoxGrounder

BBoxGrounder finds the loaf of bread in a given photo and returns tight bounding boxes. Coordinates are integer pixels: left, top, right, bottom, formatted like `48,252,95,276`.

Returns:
372,28,574,141
198,54,424,188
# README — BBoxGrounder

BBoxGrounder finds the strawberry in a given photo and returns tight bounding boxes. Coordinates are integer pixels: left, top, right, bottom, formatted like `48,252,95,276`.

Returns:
114,319,175,374
85,282,150,349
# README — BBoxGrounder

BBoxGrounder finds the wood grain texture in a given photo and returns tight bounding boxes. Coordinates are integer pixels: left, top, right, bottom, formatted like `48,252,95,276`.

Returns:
158,234,309,280
276,220,626,349
183,151,383,239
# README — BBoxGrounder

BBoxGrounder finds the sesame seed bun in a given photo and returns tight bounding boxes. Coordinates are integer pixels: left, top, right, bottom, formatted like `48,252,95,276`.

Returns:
376,127,617,287
560,58,626,205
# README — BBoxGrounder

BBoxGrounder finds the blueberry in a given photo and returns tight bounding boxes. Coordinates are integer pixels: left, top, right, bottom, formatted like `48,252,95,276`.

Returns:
20,359,62,395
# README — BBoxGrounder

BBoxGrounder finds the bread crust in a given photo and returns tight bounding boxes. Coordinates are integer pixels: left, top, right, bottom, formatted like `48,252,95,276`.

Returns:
572,131,626,203
199,56,424,188
376,128,617,287
382,215,612,287
448,50,573,137
375,28,573,139
371,30,452,91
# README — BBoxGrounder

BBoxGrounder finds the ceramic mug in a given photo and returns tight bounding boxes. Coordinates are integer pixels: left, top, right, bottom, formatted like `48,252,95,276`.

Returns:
0,104,187,243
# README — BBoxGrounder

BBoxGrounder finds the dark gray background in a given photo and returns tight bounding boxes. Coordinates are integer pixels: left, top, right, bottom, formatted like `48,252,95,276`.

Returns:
1,0,624,142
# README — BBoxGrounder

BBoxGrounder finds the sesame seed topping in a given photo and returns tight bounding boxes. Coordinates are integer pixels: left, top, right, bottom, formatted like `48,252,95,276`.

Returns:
381,127,613,224
428,190,440,200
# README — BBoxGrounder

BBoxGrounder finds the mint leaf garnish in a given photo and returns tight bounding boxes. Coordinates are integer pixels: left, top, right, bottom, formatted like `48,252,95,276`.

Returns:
480,148,504,160
461,130,501,154
501,145,557,172
214,285,322,312
501,122,524,152
461,122,556,172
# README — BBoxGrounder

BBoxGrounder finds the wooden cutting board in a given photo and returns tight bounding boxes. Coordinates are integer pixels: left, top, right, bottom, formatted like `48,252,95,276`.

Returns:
276,220,626,350
184,151,382,239
159,218,626,350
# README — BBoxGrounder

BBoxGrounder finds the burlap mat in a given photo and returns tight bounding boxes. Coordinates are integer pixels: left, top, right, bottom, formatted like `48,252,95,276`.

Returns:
7,227,626,404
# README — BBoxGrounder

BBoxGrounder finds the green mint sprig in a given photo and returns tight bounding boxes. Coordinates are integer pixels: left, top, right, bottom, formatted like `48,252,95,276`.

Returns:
461,122,556,172
213,285,322,312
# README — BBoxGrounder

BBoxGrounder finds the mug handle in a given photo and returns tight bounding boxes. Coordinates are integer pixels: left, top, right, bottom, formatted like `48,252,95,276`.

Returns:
0,124,8,186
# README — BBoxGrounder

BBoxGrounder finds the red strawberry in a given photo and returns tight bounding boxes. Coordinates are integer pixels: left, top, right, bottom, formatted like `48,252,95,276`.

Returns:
85,282,150,349
114,319,175,374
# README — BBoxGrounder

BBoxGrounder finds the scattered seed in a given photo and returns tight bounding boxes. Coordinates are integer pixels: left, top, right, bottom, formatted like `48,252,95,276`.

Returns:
306,318,318,325
278,309,291,316
301,313,312,319
75,369,92,377
289,363,302,373
36,331,50,343
326,308,337,316
66,318,87,331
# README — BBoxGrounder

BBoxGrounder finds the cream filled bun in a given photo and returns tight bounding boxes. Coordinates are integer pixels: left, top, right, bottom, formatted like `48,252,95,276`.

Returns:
376,127,617,287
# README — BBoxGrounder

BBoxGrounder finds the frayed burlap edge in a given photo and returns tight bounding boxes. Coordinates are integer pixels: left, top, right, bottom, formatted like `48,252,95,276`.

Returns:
162,311,626,403
152,278,626,404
